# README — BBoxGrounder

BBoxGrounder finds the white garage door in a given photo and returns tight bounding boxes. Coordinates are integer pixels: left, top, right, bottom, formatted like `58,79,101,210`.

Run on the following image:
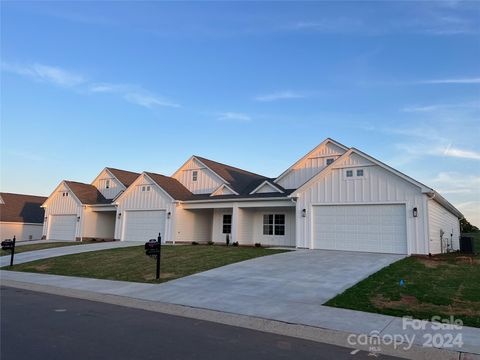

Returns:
123,210,166,242
312,204,407,254
48,215,77,241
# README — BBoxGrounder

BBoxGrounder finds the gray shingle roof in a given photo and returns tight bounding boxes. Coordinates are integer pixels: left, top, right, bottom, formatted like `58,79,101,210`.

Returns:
0,192,47,223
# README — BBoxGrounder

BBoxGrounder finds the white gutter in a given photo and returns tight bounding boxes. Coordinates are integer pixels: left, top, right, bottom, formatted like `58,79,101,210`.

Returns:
181,196,292,204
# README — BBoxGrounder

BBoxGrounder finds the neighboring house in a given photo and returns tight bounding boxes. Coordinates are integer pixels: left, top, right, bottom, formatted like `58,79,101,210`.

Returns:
0,192,47,241
41,168,139,241
42,139,463,255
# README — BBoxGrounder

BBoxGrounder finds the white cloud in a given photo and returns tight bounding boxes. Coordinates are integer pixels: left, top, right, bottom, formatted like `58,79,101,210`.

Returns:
441,144,480,160
401,101,479,113
2,62,86,87
2,62,180,109
90,83,180,108
217,112,252,122
417,77,480,84
254,91,305,102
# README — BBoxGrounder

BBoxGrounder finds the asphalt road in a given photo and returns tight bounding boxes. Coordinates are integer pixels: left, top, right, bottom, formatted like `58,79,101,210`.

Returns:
1,286,400,360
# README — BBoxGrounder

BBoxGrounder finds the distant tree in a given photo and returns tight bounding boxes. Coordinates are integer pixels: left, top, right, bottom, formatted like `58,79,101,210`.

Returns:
460,218,479,233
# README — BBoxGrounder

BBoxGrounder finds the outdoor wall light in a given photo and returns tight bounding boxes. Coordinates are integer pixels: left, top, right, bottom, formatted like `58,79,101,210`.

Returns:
77,216,81,222
302,209,307,217
44,216,48,222
167,212,171,219
413,207,418,218
118,213,122,219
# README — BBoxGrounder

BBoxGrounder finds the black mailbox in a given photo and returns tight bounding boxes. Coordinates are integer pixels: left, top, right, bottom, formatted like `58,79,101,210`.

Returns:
1,239,14,250
145,239,160,255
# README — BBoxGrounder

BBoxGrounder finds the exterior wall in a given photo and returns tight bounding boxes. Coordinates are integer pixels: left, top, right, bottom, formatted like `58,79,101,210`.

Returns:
238,207,295,247
296,153,429,254
115,174,176,242
0,222,43,241
212,208,232,243
83,209,116,240
277,142,346,189
175,207,212,243
91,169,125,200
42,183,83,240
173,158,223,194
428,199,461,254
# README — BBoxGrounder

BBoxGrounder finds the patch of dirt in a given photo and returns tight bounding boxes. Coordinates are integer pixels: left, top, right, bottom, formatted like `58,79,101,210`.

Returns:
371,294,480,317
34,264,51,271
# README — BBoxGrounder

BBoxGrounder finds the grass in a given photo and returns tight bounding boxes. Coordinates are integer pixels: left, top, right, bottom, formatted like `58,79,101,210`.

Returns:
0,242,83,256
325,253,480,328
4,245,288,284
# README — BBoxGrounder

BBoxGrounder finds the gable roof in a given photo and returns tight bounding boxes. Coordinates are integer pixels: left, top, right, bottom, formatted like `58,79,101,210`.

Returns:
0,192,47,223
250,180,285,194
210,183,239,197
194,156,268,194
274,138,349,184
64,181,110,205
105,167,140,187
144,172,193,201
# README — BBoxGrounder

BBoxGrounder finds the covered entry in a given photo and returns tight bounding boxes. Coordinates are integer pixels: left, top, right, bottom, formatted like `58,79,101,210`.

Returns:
312,204,407,254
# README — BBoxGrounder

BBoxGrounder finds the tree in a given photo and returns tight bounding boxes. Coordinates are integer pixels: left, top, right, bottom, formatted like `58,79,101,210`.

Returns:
460,218,479,233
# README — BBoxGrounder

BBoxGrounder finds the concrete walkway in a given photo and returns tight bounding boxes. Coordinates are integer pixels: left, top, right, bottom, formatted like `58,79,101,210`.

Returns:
0,241,140,267
1,249,479,356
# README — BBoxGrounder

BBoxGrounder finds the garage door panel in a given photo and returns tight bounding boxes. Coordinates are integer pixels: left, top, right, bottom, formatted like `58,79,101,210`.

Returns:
123,210,166,242
48,215,76,241
313,204,407,254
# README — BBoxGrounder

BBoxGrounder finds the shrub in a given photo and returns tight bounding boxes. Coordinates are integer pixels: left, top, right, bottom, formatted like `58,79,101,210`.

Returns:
191,241,199,245
254,243,262,248
207,241,214,245
232,242,239,247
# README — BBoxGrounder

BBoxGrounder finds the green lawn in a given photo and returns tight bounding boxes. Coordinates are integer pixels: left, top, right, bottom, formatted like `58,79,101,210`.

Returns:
4,245,288,283
0,242,83,256
325,253,480,328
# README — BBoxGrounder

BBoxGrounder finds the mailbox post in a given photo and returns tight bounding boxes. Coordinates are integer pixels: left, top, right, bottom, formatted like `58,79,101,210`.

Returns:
144,233,161,280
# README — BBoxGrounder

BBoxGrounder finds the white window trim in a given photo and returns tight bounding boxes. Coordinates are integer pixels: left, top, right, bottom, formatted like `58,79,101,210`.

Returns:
262,213,286,236
343,168,367,180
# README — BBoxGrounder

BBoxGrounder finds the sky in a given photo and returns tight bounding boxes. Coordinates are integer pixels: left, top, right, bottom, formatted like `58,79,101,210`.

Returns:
1,1,479,225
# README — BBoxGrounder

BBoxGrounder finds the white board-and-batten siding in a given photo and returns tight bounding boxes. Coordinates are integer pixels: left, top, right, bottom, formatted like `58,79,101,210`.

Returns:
428,199,461,254
42,183,83,239
115,174,176,242
173,158,223,194
91,169,125,200
295,153,429,255
0,223,44,241
276,142,346,189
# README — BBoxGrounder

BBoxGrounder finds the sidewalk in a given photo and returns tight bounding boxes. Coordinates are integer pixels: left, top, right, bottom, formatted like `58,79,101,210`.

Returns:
1,269,479,358
0,241,140,267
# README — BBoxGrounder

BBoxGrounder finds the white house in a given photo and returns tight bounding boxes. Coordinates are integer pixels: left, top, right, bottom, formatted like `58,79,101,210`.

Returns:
42,168,139,241
43,139,463,255
0,192,47,241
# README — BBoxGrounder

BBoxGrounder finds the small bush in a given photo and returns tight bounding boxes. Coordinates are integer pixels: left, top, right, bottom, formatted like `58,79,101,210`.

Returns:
254,243,262,248
207,241,214,245
191,241,199,245
232,242,239,247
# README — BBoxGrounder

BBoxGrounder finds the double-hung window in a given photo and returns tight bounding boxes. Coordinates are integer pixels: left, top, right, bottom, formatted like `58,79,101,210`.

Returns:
263,214,285,236
222,214,232,234
192,171,198,182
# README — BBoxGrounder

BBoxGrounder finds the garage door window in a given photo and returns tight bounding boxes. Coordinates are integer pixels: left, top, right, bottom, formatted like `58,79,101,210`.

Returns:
263,214,285,236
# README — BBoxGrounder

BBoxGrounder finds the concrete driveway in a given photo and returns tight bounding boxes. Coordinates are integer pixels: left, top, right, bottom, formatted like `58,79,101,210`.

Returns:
154,250,404,319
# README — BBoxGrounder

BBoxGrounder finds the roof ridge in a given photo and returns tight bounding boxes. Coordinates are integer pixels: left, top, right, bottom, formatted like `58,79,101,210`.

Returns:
106,167,140,174
0,192,47,199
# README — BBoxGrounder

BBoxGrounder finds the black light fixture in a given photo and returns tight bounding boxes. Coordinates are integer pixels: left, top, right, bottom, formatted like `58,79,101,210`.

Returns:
413,207,418,218
118,213,122,219
77,216,81,222
301,208,307,217
167,211,171,219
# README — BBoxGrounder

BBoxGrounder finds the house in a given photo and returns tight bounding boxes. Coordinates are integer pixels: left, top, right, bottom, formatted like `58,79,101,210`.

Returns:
43,139,463,255
41,168,139,241
0,192,47,241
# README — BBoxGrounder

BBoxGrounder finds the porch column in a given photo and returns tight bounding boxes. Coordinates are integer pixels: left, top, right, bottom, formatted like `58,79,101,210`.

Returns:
231,204,239,244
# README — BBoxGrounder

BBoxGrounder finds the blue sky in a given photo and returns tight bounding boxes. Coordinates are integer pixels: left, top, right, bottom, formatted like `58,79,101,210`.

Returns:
1,1,479,225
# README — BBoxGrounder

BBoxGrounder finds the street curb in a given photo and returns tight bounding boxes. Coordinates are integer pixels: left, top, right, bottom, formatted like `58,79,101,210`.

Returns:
2,279,474,360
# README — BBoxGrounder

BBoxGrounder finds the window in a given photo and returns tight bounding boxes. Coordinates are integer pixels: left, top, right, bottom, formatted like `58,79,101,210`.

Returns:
222,214,232,234
142,186,146,191
346,170,353,177
192,171,198,182
106,180,110,189
356,169,364,177
326,158,335,166
263,214,285,236
147,186,150,191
